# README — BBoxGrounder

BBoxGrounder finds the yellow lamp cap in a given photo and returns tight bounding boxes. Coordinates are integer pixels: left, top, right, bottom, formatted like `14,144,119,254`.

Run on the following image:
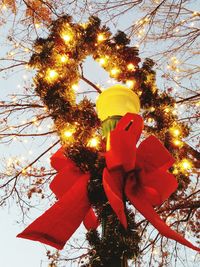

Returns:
96,84,140,121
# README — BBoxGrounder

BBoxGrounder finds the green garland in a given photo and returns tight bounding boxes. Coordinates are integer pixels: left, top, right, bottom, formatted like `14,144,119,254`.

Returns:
29,15,194,266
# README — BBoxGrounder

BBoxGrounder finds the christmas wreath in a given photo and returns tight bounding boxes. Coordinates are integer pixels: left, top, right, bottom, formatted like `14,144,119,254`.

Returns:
17,15,199,267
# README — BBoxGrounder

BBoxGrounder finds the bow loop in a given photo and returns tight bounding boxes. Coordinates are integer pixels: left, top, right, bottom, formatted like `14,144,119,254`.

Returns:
50,147,74,171
50,158,84,199
106,113,143,172
136,135,175,173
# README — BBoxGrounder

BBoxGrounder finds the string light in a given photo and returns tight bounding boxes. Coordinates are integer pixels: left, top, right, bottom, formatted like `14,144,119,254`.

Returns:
62,33,72,43
72,84,79,90
173,139,183,147
87,137,99,148
62,125,76,140
64,130,73,138
35,23,40,29
180,159,192,171
99,57,107,66
127,63,136,71
46,69,58,82
60,55,68,63
126,80,135,88
170,126,181,137
110,68,120,77
97,33,106,42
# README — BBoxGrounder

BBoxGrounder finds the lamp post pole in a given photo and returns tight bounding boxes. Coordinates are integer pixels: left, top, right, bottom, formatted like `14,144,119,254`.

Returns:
96,85,140,267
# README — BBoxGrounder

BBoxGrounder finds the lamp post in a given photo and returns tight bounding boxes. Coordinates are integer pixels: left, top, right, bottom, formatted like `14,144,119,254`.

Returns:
96,84,140,267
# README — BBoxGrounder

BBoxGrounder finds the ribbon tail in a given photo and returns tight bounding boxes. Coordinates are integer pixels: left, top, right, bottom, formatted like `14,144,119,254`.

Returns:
83,208,99,230
103,168,127,228
17,174,90,250
125,183,200,252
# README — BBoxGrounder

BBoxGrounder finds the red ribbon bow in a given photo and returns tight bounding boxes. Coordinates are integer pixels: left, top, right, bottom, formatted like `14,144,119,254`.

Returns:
17,148,98,249
17,113,200,252
103,113,199,252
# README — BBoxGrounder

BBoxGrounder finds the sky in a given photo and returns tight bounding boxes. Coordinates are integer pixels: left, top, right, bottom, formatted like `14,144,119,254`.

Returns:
0,2,199,267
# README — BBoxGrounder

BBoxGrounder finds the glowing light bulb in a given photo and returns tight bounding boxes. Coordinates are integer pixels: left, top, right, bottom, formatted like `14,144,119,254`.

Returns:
99,58,106,66
110,68,120,77
72,84,79,90
127,63,136,71
126,80,135,88
173,139,183,147
170,127,181,137
62,124,76,140
97,33,106,42
87,137,99,148
62,33,72,43
35,23,40,28
180,159,192,170
47,69,58,81
60,55,68,63
173,129,180,137
64,130,73,138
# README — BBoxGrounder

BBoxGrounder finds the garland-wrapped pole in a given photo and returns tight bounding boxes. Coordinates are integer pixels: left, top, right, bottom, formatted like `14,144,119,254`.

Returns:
96,84,140,267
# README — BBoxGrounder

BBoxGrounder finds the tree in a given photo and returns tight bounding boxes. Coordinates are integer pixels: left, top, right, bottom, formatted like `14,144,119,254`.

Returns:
0,1,199,266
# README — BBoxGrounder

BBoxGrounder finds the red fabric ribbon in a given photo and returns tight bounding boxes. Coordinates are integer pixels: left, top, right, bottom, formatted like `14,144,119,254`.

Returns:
17,113,200,252
17,148,99,249
103,113,199,252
